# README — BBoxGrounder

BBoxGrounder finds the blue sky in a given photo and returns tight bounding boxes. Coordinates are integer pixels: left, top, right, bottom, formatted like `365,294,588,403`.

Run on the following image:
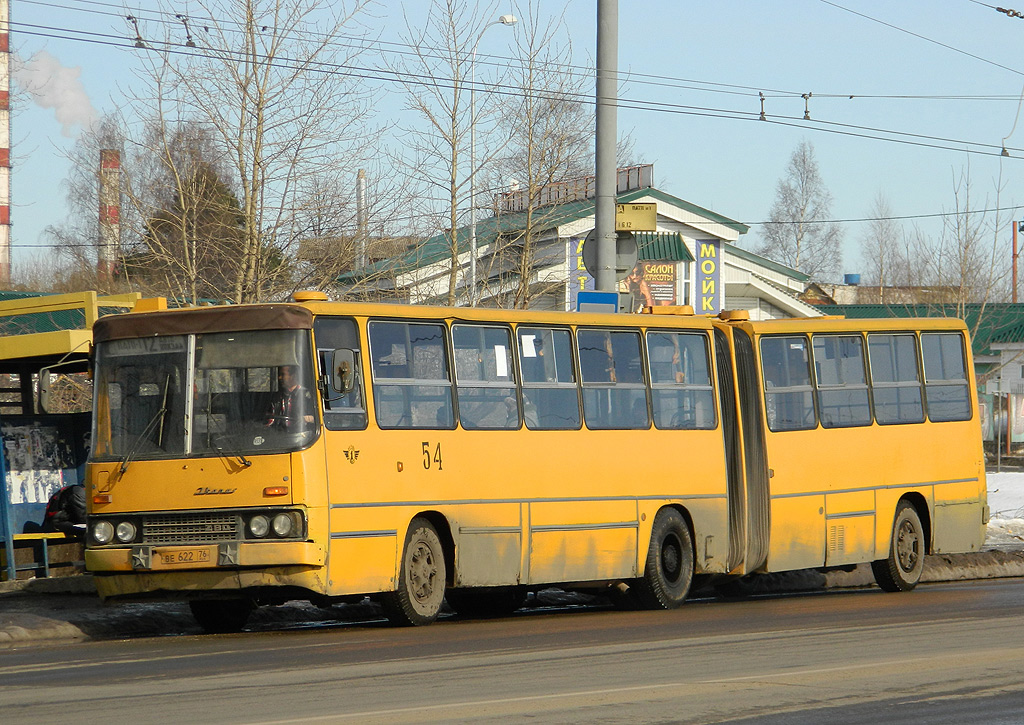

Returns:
9,0,1024,279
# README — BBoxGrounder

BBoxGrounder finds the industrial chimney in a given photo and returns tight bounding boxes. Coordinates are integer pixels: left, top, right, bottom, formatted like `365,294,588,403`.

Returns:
98,149,120,280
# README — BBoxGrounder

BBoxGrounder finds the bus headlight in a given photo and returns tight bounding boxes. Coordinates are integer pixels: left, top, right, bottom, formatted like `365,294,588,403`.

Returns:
115,521,137,543
91,520,114,545
271,513,294,538
248,515,269,538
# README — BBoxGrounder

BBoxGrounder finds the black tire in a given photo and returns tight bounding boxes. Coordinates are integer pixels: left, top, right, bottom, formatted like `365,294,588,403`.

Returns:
189,599,253,633
633,508,694,609
446,587,526,618
382,517,447,626
872,501,926,592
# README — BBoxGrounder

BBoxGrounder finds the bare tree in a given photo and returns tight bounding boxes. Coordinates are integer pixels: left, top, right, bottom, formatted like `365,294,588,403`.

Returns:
859,192,903,302
481,2,592,309
119,0,377,303
390,0,506,306
758,140,842,280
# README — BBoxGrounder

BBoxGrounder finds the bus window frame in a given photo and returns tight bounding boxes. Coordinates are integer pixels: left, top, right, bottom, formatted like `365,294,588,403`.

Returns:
313,316,368,432
760,333,818,433
867,332,926,426
367,318,455,430
451,323,519,430
514,324,583,431
576,326,651,430
810,332,873,429
920,330,972,423
645,328,716,431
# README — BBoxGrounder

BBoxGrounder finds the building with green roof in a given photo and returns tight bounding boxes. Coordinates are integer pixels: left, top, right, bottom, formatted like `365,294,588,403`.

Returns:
339,165,818,318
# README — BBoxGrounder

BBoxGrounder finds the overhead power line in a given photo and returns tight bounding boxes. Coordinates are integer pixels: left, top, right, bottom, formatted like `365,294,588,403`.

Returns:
11,19,1024,161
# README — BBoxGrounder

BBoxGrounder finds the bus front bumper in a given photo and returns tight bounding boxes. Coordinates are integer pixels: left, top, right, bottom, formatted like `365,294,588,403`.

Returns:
86,540,325,573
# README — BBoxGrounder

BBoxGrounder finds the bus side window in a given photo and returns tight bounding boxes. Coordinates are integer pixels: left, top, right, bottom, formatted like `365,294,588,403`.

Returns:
368,320,454,429
812,334,871,428
518,327,581,430
760,336,816,432
452,324,517,430
578,329,648,430
868,333,924,425
921,332,971,422
313,317,367,430
648,331,715,430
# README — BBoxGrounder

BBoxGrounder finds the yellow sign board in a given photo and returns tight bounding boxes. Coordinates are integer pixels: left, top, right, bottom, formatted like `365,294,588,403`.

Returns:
615,203,657,231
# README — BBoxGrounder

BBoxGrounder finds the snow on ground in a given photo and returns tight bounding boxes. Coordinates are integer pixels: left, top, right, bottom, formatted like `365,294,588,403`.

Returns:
985,471,1024,548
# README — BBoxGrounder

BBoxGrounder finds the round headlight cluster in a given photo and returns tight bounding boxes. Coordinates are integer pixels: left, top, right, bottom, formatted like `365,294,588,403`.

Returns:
91,520,114,545
115,521,137,543
246,511,301,539
90,519,138,545
249,515,270,538
272,513,294,537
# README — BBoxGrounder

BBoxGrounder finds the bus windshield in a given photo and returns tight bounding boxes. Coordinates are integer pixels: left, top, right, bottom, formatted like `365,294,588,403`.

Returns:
92,328,317,462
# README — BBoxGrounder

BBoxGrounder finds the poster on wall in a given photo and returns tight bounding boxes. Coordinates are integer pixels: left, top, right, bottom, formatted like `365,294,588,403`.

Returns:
618,261,677,313
568,236,594,309
696,239,722,314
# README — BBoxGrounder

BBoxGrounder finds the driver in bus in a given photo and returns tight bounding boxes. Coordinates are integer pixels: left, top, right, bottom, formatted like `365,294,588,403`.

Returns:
266,365,315,431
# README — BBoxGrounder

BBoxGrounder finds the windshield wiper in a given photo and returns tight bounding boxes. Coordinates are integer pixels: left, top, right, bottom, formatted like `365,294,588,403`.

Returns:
119,375,171,474
212,439,252,468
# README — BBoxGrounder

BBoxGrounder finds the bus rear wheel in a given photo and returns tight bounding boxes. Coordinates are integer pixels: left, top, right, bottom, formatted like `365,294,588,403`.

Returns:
189,598,253,634
382,517,447,626
872,501,925,592
633,508,694,609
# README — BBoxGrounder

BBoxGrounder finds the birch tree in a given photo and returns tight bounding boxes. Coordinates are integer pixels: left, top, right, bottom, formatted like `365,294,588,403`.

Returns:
758,140,842,280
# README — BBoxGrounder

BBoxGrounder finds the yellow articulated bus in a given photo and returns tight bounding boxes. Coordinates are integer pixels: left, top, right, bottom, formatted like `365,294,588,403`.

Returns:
84,295,987,632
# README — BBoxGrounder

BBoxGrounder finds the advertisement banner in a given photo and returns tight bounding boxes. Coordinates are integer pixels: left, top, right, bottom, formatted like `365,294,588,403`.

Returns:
618,261,676,313
696,239,722,313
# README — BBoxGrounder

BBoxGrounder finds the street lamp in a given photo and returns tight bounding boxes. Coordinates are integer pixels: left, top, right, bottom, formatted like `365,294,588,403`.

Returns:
468,13,517,306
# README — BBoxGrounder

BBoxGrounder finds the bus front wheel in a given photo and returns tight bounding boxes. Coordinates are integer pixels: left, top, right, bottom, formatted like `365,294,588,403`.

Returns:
634,508,694,609
383,517,447,626
872,501,925,592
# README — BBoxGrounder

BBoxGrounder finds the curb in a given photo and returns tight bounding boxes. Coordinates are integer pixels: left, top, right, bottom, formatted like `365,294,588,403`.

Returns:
3,550,1024,647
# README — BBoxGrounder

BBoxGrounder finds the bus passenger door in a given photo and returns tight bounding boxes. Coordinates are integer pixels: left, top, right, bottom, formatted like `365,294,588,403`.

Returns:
314,317,396,597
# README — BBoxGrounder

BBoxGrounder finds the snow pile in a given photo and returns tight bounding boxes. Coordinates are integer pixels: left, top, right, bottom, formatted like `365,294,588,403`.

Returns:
986,472,1024,548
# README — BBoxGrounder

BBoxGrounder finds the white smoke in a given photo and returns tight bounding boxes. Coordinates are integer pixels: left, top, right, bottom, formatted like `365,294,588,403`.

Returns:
12,50,98,137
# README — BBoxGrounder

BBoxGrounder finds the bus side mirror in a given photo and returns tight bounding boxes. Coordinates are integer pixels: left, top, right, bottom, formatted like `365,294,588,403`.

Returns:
38,368,52,413
332,349,356,394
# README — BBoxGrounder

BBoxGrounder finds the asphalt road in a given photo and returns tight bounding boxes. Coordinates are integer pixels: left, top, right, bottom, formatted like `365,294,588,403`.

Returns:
3,579,1024,724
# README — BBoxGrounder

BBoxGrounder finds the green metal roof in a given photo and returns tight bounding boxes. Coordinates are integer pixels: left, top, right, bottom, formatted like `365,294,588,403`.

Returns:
815,302,1024,358
635,232,693,262
339,187,750,283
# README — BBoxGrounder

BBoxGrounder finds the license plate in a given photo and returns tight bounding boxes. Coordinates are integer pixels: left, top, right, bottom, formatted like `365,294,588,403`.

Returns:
160,549,211,565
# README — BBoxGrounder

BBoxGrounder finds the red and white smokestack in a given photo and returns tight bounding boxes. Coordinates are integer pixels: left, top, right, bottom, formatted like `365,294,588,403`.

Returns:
0,0,11,287
98,149,120,280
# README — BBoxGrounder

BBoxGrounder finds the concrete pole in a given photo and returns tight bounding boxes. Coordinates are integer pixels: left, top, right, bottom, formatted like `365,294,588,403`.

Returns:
594,0,617,292
0,0,10,288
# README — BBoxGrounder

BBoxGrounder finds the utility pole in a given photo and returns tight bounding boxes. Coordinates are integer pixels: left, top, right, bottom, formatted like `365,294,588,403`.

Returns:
594,0,617,292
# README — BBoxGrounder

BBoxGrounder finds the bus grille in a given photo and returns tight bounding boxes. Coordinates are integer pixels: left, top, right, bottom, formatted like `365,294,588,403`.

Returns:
142,513,240,545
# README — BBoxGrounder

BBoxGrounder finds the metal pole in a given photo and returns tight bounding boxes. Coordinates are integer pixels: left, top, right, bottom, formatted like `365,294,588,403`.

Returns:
0,416,15,582
1007,219,1015,301
594,0,618,292
468,16,516,307
469,51,478,306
